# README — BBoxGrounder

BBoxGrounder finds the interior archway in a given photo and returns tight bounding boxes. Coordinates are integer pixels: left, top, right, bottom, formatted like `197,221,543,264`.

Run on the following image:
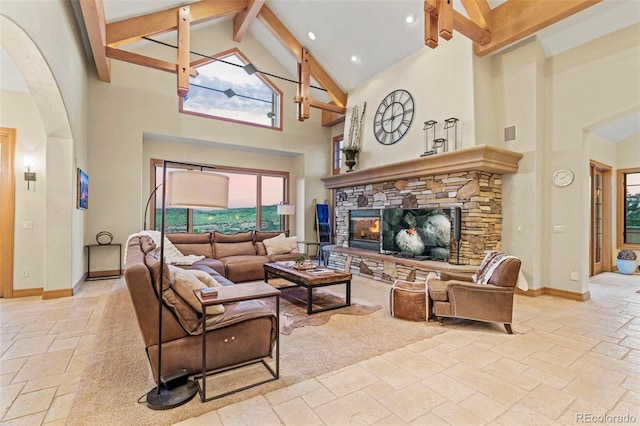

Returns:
1,15,76,297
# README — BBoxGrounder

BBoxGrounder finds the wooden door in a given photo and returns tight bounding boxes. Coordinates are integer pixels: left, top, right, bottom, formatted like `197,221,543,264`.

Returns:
0,128,16,298
590,161,612,276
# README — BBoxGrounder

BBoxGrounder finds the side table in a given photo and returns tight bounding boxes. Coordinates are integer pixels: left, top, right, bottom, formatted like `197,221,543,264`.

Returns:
85,243,122,280
298,240,321,264
194,282,280,402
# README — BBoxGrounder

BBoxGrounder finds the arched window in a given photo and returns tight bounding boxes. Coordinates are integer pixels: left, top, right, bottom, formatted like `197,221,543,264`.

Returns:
180,49,282,129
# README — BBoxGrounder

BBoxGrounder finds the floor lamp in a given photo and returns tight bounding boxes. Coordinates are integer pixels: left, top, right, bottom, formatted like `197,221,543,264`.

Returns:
277,202,294,232
147,160,229,410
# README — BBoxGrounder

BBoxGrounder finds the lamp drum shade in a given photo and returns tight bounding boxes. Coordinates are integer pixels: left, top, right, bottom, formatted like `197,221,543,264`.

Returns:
277,204,295,215
166,171,229,209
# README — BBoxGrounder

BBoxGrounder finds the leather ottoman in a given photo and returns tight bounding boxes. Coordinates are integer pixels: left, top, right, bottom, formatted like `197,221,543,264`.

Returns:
390,279,431,321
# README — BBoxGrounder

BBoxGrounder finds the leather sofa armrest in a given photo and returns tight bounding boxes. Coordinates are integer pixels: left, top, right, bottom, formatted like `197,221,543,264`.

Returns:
446,281,515,323
440,271,473,282
446,281,509,292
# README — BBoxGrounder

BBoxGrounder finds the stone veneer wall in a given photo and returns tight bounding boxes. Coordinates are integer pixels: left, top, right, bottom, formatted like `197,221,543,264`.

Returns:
332,171,504,266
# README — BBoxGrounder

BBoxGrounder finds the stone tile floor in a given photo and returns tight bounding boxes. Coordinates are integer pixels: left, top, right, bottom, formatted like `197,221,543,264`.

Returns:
1,273,639,425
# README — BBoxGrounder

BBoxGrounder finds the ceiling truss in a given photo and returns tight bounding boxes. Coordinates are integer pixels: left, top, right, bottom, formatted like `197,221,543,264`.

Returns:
79,0,605,125
79,0,347,124
424,0,603,56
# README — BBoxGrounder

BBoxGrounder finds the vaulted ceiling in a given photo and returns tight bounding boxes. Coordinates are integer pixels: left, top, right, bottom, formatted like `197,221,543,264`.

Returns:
76,0,639,127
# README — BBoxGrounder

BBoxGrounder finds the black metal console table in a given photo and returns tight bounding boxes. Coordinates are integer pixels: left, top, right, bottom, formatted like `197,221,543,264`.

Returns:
85,243,122,280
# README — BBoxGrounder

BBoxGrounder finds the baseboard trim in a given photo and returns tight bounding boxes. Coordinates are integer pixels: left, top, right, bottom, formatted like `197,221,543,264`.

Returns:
11,287,44,298
515,288,544,297
86,269,122,280
515,286,590,301
42,288,74,299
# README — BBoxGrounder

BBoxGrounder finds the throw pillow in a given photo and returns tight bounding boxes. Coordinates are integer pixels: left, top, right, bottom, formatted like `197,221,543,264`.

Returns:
263,233,292,255
169,266,224,315
286,236,300,253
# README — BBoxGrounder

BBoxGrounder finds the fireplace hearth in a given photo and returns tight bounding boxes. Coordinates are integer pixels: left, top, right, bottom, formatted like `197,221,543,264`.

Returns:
349,209,380,251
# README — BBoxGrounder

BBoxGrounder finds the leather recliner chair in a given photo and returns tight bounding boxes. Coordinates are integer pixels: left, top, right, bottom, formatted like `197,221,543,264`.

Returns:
427,255,522,334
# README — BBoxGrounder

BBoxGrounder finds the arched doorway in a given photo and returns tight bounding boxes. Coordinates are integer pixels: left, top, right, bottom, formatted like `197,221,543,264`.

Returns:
1,15,76,298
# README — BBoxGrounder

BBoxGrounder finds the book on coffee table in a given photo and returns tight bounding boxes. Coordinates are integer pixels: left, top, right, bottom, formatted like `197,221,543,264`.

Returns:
306,268,335,275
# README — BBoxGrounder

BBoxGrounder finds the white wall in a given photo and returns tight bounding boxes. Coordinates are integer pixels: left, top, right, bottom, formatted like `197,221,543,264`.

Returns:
1,0,89,293
488,37,547,290
342,35,476,171
547,23,640,293
0,90,47,291
87,20,332,267
617,132,640,168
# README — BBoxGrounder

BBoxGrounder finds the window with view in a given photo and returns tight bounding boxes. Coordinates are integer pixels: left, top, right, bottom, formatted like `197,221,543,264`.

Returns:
618,168,640,247
151,161,288,234
179,49,282,129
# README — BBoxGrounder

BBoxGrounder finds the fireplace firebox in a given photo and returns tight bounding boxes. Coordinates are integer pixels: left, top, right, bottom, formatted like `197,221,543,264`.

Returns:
349,209,381,251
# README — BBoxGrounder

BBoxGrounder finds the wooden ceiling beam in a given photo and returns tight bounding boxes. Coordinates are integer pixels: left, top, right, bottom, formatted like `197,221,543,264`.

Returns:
438,0,454,40
453,11,491,46
79,0,111,82
474,0,602,56
258,5,347,112
322,105,346,127
425,6,439,48
256,5,303,62
106,47,198,76
106,0,247,48
460,0,491,31
309,99,346,115
177,6,190,98
233,0,265,42
308,56,347,108
295,49,312,121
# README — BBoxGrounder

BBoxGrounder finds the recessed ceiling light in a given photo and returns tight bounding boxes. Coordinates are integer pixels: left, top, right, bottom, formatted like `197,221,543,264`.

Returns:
405,13,416,24
351,55,358,63
308,31,316,41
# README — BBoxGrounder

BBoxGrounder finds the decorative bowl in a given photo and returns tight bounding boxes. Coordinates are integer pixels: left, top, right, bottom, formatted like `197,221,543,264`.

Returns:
293,262,317,271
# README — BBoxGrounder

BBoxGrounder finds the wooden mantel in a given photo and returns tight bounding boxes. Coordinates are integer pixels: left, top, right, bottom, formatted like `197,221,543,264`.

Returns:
322,145,523,189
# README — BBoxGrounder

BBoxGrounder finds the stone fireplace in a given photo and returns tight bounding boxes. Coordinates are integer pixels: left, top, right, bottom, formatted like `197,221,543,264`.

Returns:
321,146,523,282
349,209,380,251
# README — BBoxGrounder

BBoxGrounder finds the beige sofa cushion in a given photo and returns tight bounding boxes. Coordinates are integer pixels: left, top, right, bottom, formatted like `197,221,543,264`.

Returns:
214,230,252,243
254,230,289,242
169,266,224,316
214,241,256,258
166,232,214,258
262,233,299,255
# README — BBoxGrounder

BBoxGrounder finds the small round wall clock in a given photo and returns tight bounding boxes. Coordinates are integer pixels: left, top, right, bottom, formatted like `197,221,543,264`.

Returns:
553,169,574,187
373,89,414,145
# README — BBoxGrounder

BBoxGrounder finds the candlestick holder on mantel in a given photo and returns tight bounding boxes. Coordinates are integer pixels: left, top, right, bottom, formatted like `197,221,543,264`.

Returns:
421,117,459,157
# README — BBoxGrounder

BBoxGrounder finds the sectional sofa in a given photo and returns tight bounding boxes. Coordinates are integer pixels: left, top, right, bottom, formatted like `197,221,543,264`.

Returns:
123,230,299,383
167,230,301,282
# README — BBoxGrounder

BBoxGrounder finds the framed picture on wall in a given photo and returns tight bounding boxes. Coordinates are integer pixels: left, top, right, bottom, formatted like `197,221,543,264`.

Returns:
77,168,88,210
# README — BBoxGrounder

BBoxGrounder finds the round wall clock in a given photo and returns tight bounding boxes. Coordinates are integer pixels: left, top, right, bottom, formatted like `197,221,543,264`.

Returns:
373,89,414,145
553,169,574,187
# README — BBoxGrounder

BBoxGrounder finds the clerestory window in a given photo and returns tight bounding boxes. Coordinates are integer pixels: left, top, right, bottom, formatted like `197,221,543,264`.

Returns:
180,49,282,129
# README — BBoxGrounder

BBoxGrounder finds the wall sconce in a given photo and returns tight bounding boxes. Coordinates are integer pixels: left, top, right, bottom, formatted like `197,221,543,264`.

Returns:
421,117,459,157
24,155,36,190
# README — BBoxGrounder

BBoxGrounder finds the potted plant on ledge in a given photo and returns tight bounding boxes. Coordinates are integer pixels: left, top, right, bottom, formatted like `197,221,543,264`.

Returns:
617,249,637,275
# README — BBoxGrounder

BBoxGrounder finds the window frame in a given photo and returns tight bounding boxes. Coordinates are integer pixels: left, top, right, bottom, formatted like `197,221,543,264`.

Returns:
149,159,289,232
179,48,283,131
332,134,343,175
617,167,640,250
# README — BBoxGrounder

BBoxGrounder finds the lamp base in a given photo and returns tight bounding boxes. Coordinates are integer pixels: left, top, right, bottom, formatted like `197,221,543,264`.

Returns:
146,380,198,410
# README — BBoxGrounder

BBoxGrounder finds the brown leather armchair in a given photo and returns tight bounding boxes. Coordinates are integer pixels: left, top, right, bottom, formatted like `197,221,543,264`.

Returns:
427,256,521,334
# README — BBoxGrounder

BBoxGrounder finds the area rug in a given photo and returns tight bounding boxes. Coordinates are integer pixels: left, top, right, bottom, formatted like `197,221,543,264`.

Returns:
67,276,446,426
266,279,381,335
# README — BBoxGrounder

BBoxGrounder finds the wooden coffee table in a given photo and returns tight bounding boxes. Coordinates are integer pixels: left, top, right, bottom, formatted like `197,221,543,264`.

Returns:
264,262,352,315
